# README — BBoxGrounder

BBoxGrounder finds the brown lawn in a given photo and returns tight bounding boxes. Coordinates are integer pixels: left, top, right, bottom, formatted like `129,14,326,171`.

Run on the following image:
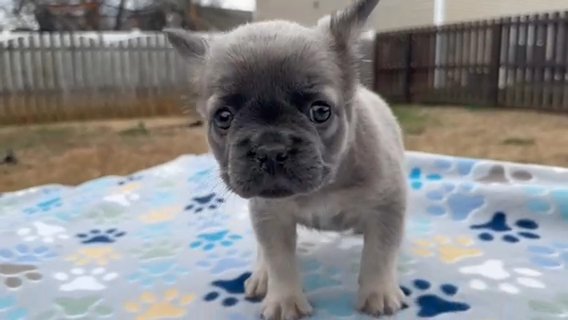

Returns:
1,106,567,192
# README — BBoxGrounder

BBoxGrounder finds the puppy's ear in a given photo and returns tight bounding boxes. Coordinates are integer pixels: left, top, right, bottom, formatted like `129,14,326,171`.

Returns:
164,28,209,63
321,0,379,46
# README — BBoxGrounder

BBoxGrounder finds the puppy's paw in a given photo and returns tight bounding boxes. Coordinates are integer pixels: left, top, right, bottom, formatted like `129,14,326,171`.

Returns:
357,285,405,317
261,292,312,320
245,267,268,299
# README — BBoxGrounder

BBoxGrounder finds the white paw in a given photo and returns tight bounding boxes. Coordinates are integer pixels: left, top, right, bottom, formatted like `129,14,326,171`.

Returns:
245,268,268,298
53,267,118,291
358,285,405,317
261,292,312,320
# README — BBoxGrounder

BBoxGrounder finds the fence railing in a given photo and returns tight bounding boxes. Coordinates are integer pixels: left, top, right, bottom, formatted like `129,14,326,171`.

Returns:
0,31,208,125
374,11,568,111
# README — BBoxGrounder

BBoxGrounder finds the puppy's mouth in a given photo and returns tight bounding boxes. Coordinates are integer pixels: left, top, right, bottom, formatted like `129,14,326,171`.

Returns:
258,187,294,199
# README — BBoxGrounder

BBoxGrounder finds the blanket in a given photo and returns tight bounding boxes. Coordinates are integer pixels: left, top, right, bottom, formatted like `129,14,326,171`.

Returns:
0,151,567,320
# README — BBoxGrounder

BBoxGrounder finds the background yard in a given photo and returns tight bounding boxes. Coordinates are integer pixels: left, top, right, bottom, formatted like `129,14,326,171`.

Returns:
2,105,567,192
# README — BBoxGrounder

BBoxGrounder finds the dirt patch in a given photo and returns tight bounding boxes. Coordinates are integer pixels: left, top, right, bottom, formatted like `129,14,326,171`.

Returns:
1,106,567,192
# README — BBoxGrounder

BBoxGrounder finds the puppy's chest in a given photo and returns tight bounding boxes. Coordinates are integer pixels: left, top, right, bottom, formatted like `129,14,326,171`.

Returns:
294,203,361,232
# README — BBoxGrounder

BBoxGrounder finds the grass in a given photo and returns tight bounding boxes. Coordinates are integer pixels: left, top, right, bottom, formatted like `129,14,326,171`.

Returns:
1,106,567,192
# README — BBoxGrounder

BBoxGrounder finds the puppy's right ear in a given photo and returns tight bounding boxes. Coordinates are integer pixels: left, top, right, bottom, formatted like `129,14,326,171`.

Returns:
164,28,209,63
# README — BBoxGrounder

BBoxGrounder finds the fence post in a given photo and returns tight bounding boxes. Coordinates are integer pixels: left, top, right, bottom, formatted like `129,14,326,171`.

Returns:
489,19,503,107
403,33,413,103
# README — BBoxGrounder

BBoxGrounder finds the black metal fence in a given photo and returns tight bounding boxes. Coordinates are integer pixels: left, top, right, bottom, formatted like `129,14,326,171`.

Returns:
374,11,568,111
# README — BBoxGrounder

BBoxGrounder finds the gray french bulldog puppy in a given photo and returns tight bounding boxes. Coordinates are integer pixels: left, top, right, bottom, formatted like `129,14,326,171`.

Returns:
166,0,406,319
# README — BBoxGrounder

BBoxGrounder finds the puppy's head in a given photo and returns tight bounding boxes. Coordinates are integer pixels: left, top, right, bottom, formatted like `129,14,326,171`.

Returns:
167,0,379,199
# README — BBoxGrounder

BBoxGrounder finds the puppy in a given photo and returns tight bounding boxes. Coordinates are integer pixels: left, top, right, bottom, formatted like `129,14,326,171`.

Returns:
166,0,406,318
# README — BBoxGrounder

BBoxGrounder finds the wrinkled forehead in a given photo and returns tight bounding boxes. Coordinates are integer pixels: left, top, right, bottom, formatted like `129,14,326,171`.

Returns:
203,30,341,101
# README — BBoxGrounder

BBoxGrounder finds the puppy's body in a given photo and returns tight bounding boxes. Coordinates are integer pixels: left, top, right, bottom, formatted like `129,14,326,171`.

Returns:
166,1,406,318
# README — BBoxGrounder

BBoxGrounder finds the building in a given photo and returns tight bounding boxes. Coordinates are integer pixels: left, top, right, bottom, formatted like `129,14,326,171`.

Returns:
256,0,568,32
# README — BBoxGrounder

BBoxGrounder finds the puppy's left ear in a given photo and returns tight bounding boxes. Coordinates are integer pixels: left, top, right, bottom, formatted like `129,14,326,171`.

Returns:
319,0,379,46
164,28,209,63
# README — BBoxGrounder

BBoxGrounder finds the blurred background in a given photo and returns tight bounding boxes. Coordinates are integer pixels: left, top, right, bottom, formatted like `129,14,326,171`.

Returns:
1,0,567,192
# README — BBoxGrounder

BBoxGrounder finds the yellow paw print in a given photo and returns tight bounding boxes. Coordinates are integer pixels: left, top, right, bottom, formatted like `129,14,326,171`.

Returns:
121,183,141,193
140,207,178,224
412,235,483,264
125,289,195,320
66,247,120,266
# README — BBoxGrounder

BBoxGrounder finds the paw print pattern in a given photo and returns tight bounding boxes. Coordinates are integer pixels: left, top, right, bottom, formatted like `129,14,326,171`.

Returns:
425,183,485,221
460,259,546,295
0,295,27,320
471,212,540,243
0,245,57,264
124,289,194,320
17,222,69,243
34,296,113,320
196,249,253,275
525,187,568,222
475,164,533,184
128,260,189,287
409,168,442,190
86,203,127,224
132,240,181,262
0,264,42,289
527,243,568,269
23,197,63,215
204,272,260,307
412,236,483,264
77,229,126,244
402,279,470,318
190,230,242,251
185,193,225,213
66,247,120,266
53,268,118,292
301,259,342,292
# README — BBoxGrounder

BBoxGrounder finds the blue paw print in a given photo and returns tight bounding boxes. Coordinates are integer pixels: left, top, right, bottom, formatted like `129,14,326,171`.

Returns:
0,245,56,263
0,296,27,320
310,292,360,319
471,212,540,243
203,272,261,307
409,168,442,190
527,243,568,269
76,229,126,244
434,158,477,176
190,230,242,251
402,279,470,318
185,193,225,213
425,183,485,221
301,259,342,292
188,168,214,186
23,197,62,215
128,260,189,287
196,249,253,275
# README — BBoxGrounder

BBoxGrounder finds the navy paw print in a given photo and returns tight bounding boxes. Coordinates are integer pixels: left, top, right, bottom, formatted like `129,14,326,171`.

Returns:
203,272,260,307
77,229,126,244
409,168,442,190
185,193,225,213
190,230,242,251
402,279,470,318
471,212,539,243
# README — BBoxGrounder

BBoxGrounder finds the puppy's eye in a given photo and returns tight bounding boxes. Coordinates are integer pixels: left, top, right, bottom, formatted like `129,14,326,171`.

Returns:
213,108,233,130
309,102,331,124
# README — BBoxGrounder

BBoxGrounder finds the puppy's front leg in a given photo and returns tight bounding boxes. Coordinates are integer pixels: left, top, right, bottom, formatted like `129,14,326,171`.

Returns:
248,201,312,320
358,204,405,317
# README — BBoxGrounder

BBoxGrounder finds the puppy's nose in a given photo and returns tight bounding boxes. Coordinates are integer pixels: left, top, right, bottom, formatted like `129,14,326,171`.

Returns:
255,144,288,174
